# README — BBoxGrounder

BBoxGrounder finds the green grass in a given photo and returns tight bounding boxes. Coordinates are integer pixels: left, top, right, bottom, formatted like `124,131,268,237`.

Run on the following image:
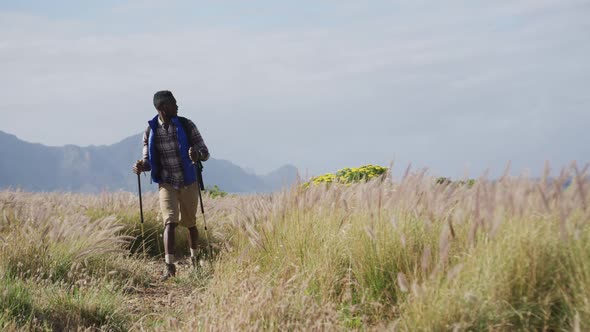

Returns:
0,277,130,331
0,278,35,328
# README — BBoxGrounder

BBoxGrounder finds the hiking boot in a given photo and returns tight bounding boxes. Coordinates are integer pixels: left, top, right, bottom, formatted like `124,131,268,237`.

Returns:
161,263,176,281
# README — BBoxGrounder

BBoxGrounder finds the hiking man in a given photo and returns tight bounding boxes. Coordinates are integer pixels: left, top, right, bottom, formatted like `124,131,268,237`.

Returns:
132,90,209,280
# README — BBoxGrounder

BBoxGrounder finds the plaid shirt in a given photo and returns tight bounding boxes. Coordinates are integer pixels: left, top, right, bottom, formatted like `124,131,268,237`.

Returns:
142,117,209,189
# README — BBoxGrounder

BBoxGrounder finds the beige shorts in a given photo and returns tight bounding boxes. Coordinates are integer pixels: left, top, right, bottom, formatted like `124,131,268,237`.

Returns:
158,182,199,228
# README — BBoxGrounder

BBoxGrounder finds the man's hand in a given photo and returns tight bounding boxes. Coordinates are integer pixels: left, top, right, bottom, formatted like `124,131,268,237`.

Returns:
189,147,201,163
133,160,145,174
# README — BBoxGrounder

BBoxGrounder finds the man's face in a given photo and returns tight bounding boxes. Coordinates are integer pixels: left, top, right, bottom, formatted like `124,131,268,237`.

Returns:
160,98,178,118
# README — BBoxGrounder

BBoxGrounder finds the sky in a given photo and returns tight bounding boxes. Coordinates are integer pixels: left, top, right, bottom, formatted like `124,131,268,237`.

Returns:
1,0,589,179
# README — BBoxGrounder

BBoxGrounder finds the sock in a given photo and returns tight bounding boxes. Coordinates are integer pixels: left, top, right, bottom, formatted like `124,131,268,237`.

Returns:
165,254,175,264
190,249,198,258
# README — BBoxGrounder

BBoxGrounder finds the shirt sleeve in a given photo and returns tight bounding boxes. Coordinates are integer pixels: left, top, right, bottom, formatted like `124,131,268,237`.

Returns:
142,126,152,171
186,119,210,161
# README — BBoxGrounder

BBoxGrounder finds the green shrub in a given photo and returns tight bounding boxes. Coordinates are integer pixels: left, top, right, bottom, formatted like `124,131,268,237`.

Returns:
436,177,476,187
206,185,228,198
436,177,452,185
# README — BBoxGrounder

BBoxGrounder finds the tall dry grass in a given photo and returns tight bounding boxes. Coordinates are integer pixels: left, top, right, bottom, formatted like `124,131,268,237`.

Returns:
0,191,153,330
0,188,234,330
1,162,589,331
175,162,590,331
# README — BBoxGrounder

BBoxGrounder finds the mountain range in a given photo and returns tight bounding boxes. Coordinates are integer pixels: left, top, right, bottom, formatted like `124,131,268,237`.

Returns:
0,130,298,193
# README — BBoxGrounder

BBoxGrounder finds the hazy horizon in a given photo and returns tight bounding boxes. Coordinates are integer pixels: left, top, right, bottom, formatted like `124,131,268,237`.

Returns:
1,1,589,178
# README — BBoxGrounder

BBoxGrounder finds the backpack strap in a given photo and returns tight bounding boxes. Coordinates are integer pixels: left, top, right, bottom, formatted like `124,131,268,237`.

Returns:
177,117,192,143
177,116,205,190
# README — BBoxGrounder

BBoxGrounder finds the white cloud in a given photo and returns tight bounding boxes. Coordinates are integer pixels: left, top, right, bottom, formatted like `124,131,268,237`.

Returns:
0,0,588,176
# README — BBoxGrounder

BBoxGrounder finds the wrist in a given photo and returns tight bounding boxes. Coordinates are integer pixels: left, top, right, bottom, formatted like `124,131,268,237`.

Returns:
142,160,151,171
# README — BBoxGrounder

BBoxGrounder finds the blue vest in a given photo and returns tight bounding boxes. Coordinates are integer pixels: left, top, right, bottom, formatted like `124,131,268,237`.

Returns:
147,115,197,186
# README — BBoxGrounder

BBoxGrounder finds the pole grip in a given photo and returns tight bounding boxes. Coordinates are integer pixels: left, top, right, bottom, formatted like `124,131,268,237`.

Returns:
195,164,206,215
196,160,205,191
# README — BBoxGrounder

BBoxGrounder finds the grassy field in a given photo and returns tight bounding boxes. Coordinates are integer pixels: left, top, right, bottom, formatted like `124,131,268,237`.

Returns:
1,163,589,331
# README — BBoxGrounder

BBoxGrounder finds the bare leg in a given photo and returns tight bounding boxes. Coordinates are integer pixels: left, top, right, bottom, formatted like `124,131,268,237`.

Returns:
159,183,179,280
178,183,200,267
187,226,198,250
188,226,201,268
164,223,176,261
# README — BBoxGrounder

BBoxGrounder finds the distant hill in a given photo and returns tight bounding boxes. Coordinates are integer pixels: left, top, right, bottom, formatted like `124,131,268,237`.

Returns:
0,130,298,193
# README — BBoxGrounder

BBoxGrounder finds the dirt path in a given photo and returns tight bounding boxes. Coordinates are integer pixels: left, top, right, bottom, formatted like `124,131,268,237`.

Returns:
125,258,211,327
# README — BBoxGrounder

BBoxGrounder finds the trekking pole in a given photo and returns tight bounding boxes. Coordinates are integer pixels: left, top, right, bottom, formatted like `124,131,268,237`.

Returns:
193,161,214,264
137,172,146,257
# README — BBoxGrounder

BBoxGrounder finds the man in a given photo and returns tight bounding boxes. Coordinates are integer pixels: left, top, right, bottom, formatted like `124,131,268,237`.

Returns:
132,90,209,280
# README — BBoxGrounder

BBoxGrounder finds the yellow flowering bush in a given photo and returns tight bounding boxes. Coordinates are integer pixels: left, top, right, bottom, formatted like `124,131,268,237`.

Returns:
306,164,388,187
